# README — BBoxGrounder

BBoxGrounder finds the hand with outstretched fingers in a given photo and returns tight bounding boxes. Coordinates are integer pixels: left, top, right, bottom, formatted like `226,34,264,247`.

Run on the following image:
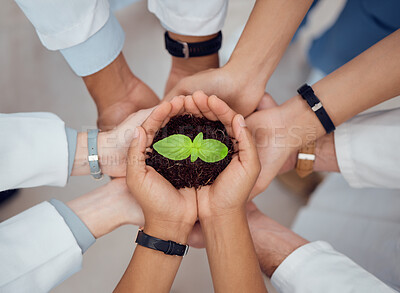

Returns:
126,97,197,243
185,91,261,220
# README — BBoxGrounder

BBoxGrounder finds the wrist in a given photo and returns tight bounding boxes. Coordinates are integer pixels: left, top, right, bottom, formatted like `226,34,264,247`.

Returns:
280,95,326,151
144,220,193,244
254,229,308,278
314,133,339,172
67,182,127,238
224,54,268,95
71,132,90,176
199,207,246,229
250,217,309,278
97,131,121,176
168,32,220,74
83,53,138,113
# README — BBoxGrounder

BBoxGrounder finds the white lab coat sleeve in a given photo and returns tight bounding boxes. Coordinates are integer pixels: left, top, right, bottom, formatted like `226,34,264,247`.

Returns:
334,107,400,188
271,241,396,293
0,202,83,292
148,0,228,36
0,112,69,191
13,0,110,50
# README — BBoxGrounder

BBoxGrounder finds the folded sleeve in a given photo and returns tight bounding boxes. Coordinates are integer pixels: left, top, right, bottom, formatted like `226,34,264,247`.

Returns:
0,202,83,292
0,112,69,191
49,199,95,254
60,12,125,76
271,241,396,293
148,0,228,36
14,0,110,51
334,107,400,188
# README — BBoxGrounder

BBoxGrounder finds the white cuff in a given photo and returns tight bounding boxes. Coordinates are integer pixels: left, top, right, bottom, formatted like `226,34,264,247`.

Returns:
60,13,125,76
271,241,396,293
334,122,362,187
271,241,332,292
148,0,228,36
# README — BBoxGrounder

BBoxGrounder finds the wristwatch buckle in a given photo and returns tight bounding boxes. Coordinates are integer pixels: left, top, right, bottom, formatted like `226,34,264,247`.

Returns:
183,245,189,257
177,40,189,59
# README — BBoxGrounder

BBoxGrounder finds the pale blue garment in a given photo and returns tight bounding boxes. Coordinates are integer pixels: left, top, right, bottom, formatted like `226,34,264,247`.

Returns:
60,0,139,76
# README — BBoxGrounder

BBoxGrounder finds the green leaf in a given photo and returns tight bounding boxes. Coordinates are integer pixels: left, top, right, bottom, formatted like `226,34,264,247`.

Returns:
193,132,203,148
153,134,192,161
153,132,228,163
190,148,199,162
198,138,229,163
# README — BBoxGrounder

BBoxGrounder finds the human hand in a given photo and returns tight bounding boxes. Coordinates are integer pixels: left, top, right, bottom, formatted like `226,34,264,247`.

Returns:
245,94,298,198
72,106,162,177
164,64,266,117
67,178,144,239
126,97,198,243
180,91,261,220
246,201,308,277
246,93,340,197
83,53,159,131
164,32,220,95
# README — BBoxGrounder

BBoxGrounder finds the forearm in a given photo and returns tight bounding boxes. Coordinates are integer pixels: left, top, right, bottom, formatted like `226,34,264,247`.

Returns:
201,211,267,293
71,131,124,177
71,132,112,176
281,30,400,151
83,53,137,114
314,133,339,172
226,0,312,90
114,223,191,292
67,182,137,239
165,32,220,94
83,53,159,130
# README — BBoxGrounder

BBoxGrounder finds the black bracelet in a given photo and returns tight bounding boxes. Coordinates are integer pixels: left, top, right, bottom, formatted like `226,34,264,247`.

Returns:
297,84,336,134
164,31,222,58
135,229,189,257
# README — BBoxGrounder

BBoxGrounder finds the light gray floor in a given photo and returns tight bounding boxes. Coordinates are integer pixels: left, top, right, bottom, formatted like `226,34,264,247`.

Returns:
0,0,339,292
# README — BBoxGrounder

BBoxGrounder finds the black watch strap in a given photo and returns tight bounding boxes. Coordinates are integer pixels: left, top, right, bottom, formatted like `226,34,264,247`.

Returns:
164,31,222,58
297,84,336,134
135,229,189,256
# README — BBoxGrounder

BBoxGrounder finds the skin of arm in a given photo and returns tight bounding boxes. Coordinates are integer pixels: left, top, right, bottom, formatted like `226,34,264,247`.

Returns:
188,92,267,292
82,53,159,131
67,178,144,238
114,96,198,292
164,32,220,95
246,29,400,197
70,104,168,177
165,0,313,116
246,201,309,278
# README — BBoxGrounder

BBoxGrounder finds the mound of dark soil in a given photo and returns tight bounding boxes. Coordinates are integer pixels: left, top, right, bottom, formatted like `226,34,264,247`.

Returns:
146,114,234,189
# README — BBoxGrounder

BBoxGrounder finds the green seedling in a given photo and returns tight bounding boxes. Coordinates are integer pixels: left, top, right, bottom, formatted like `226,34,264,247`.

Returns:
153,132,228,163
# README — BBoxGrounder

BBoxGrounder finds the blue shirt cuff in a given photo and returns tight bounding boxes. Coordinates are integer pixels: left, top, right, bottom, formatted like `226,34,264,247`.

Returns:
65,127,77,179
49,199,95,254
60,12,125,76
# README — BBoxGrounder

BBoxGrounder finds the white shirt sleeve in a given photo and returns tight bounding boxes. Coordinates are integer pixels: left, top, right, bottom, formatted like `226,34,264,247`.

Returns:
0,202,83,292
334,107,400,189
14,0,110,50
271,241,396,293
148,0,228,36
0,112,69,191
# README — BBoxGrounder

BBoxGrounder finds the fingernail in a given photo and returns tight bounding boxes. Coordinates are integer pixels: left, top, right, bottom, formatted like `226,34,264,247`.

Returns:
238,115,246,127
132,127,139,139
